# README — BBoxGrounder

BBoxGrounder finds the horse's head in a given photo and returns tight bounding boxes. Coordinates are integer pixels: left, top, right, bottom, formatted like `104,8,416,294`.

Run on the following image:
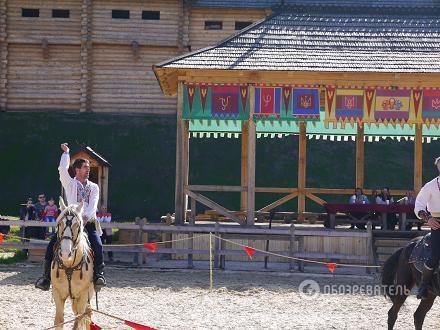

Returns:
56,197,85,264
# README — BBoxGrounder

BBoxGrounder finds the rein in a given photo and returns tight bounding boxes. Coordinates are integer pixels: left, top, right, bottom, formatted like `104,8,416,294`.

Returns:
53,210,91,300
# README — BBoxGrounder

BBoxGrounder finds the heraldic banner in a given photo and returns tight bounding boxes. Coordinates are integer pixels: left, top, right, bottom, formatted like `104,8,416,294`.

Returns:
374,89,411,123
254,87,320,121
182,83,250,120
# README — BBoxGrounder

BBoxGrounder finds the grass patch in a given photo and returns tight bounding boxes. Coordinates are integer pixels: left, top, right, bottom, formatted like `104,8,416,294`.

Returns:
0,250,27,264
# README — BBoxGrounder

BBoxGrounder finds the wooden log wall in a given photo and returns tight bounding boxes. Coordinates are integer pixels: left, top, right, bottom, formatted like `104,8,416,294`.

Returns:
1,0,267,113
188,8,267,51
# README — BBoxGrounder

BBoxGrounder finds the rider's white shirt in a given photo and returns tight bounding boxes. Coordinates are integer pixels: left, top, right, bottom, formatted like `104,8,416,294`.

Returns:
59,152,99,220
415,176,440,217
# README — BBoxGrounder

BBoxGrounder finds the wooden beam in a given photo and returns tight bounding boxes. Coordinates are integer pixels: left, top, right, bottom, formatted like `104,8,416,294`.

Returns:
298,122,307,217
305,193,326,206
356,124,364,188
185,190,245,225
255,187,298,193
241,123,248,210
79,0,92,112
175,82,185,224
187,185,245,192
414,124,423,192
158,68,440,96
247,86,256,225
258,193,298,212
0,0,7,111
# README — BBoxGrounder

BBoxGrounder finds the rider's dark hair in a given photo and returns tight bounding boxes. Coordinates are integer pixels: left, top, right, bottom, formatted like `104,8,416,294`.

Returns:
72,158,89,170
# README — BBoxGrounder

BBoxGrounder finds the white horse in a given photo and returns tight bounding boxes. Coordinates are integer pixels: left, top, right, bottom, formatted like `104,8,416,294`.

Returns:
52,197,94,330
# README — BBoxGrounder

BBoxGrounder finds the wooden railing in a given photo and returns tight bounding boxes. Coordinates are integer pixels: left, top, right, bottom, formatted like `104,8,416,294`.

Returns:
0,219,376,272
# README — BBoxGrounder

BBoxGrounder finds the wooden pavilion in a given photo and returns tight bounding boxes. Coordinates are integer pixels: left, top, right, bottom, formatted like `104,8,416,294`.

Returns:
154,1,440,226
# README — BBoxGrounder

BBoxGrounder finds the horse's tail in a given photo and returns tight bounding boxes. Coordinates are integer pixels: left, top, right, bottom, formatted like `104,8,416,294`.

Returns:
381,240,417,302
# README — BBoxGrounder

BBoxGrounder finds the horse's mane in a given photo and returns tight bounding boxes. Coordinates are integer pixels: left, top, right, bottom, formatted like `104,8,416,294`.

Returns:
57,205,92,256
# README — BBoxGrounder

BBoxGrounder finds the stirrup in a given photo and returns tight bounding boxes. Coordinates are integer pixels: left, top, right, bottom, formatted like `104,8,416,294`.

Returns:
35,277,51,291
94,276,106,291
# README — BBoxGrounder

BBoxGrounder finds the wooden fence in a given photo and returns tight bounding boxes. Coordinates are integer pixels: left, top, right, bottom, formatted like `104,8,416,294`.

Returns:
0,219,376,272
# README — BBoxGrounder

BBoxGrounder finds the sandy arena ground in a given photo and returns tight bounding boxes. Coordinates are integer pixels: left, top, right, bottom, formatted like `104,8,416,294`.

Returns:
1,264,440,329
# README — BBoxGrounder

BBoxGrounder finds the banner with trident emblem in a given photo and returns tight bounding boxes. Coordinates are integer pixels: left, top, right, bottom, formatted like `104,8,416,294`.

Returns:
253,87,320,121
182,83,249,120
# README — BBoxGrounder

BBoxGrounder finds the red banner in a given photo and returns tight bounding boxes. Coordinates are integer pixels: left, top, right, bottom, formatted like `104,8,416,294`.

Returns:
326,87,336,115
326,263,337,273
200,85,208,113
365,88,375,117
413,89,422,117
0,232,3,244
124,320,157,330
186,84,196,113
244,246,255,259
144,243,157,252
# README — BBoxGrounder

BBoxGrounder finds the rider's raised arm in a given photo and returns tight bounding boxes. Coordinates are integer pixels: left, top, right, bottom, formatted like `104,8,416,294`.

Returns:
58,152,73,190
84,184,99,220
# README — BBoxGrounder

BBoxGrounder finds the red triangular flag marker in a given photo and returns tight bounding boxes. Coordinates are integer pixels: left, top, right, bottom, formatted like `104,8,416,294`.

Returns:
144,243,157,252
124,320,157,330
0,233,3,244
89,321,102,330
326,263,337,273
244,246,255,260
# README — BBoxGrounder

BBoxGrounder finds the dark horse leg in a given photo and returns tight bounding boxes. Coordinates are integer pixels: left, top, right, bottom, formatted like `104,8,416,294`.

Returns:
414,292,436,330
382,240,419,330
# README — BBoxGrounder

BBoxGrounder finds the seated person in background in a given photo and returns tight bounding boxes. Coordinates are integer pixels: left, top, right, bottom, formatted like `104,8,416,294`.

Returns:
97,205,114,262
376,187,397,230
348,188,370,229
349,188,369,204
375,187,394,205
400,190,420,231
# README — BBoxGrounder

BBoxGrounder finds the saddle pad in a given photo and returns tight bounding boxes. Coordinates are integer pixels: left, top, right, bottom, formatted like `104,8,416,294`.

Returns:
409,234,437,274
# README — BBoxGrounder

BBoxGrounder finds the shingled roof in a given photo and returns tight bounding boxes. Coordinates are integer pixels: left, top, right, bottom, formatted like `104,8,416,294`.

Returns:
155,4,440,73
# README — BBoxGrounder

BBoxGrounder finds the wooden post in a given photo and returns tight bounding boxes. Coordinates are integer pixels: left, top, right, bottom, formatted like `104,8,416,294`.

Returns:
366,221,375,274
414,124,423,192
0,0,8,111
188,197,196,268
134,217,145,265
356,124,365,188
298,122,307,219
246,86,256,226
241,124,248,210
80,0,92,112
175,82,189,225
214,221,220,268
289,223,296,270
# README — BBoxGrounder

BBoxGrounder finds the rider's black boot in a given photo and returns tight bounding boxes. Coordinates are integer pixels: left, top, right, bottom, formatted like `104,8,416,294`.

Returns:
417,264,433,300
93,263,106,291
35,260,51,291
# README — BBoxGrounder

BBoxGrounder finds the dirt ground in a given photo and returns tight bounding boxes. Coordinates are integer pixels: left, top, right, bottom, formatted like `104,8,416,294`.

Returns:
1,263,440,329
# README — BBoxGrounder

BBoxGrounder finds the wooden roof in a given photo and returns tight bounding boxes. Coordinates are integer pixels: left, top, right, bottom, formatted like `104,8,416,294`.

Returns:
154,3,440,95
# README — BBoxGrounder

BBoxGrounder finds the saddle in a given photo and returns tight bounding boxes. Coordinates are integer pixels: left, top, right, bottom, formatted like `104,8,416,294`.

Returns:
409,233,438,274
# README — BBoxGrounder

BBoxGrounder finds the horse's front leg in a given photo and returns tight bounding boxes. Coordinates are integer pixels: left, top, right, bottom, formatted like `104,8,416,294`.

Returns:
53,288,66,330
414,294,436,330
72,289,92,330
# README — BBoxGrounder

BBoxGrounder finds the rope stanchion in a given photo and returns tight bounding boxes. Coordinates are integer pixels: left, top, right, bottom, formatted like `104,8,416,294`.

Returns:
209,232,213,291
214,235,381,269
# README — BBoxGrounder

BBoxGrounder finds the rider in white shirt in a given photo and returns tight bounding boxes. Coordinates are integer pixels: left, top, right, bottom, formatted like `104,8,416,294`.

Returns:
414,156,440,299
35,143,106,291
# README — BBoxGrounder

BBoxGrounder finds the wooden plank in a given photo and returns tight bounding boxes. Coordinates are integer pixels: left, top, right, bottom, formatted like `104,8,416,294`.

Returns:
175,81,185,224
305,193,326,206
186,185,244,192
247,86,256,226
255,187,298,193
356,125,364,188
298,122,307,218
258,193,298,212
241,123,248,210
185,190,245,225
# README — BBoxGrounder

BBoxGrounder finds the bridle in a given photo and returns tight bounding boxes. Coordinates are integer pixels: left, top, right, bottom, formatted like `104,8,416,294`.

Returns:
53,208,90,299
